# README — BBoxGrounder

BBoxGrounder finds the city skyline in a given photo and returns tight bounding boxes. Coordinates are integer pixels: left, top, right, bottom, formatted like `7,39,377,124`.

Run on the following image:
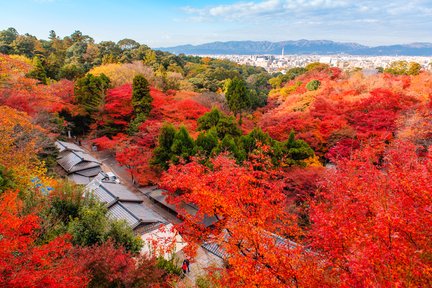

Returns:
1,0,432,47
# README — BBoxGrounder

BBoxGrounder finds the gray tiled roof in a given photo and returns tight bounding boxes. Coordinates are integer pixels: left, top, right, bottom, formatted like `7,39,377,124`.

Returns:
274,233,299,249
68,173,92,185
108,202,141,228
87,185,117,206
75,167,103,177
201,232,297,260
57,150,101,173
108,202,163,229
138,186,159,196
147,189,176,211
202,242,228,259
55,140,85,153
86,176,142,204
58,151,83,172
183,204,219,228
91,172,106,182
147,189,218,228
121,202,164,223
69,161,101,173
99,182,142,202
86,175,164,231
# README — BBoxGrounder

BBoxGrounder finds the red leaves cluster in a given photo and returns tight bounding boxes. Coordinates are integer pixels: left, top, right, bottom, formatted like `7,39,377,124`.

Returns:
260,70,423,160
109,87,209,185
161,142,432,286
310,142,432,286
0,191,88,287
101,84,133,128
73,241,164,288
148,88,209,132
161,153,323,286
116,143,158,184
0,55,76,116
0,190,166,287
92,133,128,150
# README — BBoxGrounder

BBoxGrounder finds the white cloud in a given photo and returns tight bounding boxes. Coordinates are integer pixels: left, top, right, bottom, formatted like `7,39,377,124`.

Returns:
183,0,349,20
178,0,432,45
182,0,432,22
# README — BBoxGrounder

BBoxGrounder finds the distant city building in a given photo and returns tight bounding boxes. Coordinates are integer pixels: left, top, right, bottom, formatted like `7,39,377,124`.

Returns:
198,54,432,73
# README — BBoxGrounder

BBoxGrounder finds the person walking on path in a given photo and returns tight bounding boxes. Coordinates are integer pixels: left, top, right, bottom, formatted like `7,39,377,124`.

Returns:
185,258,190,273
182,260,188,275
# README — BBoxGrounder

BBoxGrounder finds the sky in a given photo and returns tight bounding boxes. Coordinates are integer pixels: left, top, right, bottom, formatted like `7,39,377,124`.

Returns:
1,0,432,47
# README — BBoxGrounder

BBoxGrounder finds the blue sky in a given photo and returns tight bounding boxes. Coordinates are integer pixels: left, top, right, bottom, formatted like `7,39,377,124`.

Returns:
1,0,431,47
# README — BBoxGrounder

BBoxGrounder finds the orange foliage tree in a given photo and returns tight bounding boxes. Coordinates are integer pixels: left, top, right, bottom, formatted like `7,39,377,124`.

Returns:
310,142,432,286
73,241,165,287
161,151,324,287
0,190,88,287
0,54,76,116
260,66,425,161
104,86,209,185
0,106,55,190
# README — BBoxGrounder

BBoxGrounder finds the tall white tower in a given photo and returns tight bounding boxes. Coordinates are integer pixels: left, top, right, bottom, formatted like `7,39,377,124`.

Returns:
282,47,284,58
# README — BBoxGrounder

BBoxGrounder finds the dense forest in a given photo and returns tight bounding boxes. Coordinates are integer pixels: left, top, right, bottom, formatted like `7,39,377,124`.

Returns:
0,28,431,287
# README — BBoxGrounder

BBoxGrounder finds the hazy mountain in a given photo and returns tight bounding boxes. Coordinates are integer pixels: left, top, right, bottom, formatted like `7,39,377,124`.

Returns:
157,40,432,56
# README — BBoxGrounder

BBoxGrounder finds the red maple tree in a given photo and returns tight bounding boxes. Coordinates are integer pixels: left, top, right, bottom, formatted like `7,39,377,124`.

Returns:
310,142,432,286
161,150,324,286
0,190,88,287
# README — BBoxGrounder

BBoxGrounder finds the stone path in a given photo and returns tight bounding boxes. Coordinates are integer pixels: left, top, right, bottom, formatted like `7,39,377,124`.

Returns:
78,140,224,287
178,248,224,287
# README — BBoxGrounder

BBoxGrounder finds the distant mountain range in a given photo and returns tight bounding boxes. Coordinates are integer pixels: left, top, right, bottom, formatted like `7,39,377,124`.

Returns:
157,40,432,56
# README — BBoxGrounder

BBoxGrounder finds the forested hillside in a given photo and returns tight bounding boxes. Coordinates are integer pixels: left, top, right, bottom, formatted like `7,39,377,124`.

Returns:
0,28,431,287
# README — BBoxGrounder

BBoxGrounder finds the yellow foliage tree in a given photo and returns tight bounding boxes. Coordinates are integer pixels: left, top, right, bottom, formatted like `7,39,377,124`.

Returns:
88,61,156,87
0,106,53,190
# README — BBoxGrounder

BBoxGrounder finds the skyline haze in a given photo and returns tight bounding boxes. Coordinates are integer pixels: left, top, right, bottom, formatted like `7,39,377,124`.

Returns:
0,0,431,47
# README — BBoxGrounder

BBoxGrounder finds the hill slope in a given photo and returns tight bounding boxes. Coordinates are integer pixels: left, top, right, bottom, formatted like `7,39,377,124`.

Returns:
157,40,432,56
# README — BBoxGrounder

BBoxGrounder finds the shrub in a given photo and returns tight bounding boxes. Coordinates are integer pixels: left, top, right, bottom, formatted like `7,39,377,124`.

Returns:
306,79,321,91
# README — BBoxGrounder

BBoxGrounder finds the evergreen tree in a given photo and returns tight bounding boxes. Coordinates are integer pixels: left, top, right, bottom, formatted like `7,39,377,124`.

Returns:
216,116,242,139
215,135,245,161
68,202,109,247
151,123,177,170
27,56,47,84
127,113,146,135
240,127,273,154
106,220,143,254
197,107,222,131
306,79,321,91
67,200,142,253
197,108,242,139
0,27,18,54
225,77,251,124
170,126,195,164
195,128,218,157
132,74,152,116
283,130,315,166
129,75,152,134
75,73,110,115
0,165,15,194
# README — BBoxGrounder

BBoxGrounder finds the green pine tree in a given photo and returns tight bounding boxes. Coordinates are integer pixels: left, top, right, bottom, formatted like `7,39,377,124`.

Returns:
170,126,195,164
132,74,152,116
225,77,251,124
27,56,47,84
195,128,219,157
75,73,110,114
215,135,245,161
284,130,315,166
151,123,177,170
